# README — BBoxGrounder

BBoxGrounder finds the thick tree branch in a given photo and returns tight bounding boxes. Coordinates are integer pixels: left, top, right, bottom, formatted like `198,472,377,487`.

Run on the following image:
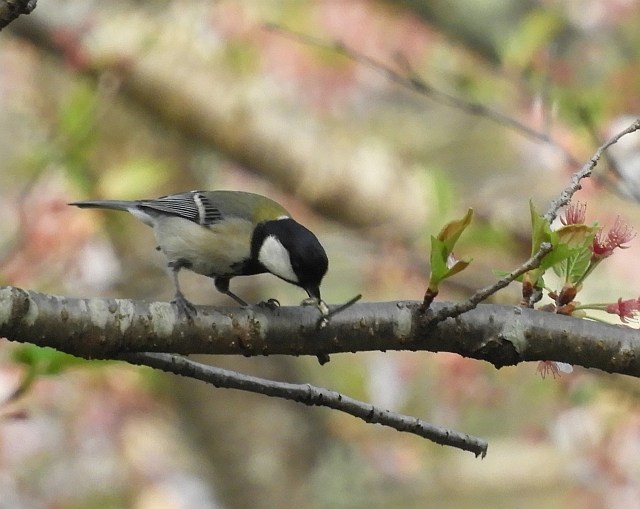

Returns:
2,286,640,376
0,0,36,30
427,242,553,323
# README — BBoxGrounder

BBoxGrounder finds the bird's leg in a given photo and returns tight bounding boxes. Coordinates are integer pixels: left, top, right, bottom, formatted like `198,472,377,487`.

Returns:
168,260,197,319
214,277,249,306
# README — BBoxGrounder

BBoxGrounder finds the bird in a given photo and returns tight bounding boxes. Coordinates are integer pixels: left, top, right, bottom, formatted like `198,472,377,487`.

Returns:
70,190,329,317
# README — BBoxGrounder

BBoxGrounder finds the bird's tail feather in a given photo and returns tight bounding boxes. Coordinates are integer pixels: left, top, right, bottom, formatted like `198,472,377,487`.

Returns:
69,200,136,211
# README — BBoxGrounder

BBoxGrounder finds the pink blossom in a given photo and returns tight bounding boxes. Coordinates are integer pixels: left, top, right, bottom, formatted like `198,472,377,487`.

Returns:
607,216,636,248
536,361,573,379
592,216,636,258
606,297,640,323
536,361,560,379
561,201,587,226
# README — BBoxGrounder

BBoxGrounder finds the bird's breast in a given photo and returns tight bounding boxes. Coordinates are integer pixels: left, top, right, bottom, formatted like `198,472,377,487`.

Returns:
153,216,254,277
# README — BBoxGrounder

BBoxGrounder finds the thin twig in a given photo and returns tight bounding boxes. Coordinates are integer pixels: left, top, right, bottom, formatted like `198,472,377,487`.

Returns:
578,107,622,180
120,352,489,457
578,108,640,201
428,119,640,322
543,118,640,223
316,293,362,329
265,24,578,166
427,243,553,324
430,119,640,323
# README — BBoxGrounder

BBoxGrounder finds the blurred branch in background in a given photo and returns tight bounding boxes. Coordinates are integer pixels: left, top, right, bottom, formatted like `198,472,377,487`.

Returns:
397,0,539,65
7,3,429,238
265,24,579,167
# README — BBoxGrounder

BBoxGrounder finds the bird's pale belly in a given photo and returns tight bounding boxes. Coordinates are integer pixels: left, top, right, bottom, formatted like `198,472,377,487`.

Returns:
153,216,254,277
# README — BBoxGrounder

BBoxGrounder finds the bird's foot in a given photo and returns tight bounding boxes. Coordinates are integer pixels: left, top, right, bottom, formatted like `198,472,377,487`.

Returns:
303,297,330,330
301,298,331,364
257,298,281,310
301,297,330,317
171,292,197,320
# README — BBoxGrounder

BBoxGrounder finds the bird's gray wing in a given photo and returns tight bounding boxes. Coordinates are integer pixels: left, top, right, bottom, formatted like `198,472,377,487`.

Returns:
137,191,223,225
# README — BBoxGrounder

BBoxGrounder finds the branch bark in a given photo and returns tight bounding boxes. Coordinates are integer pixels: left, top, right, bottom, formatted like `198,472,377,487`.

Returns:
0,0,36,30
2,286,639,375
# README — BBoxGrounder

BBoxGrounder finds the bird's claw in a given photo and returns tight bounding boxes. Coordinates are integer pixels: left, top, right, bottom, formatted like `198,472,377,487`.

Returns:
172,293,197,320
257,298,281,310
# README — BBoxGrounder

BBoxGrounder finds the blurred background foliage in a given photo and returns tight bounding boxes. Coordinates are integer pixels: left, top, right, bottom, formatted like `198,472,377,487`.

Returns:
2,1,640,508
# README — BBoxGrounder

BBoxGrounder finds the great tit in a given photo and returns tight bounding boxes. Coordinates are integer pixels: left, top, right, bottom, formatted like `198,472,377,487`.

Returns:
70,190,328,317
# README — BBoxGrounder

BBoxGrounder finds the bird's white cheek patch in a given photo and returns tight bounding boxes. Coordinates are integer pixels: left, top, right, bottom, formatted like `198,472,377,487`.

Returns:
259,235,298,283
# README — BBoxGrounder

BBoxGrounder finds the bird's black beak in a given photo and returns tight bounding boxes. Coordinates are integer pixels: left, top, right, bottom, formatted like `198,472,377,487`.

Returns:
305,286,321,300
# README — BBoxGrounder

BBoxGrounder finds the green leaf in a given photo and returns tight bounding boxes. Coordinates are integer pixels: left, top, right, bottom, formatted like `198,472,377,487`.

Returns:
445,256,473,278
429,236,449,289
437,208,474,252
555,224,596,249
529,201,554,255
552,224,597,284
11,344,105,376
526,201,556,286
540,247,568,271
428,209,474,292
568,247,592,282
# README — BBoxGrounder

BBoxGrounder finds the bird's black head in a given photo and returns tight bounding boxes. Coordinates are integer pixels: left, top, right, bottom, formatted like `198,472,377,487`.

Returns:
252,218,328,299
